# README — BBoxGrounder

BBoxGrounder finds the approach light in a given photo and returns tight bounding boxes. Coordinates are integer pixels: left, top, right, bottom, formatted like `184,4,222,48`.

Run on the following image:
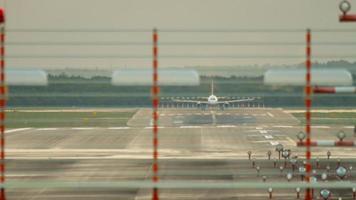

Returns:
320,189,331,200
297,131,306,141
286,173,293,181
340,0,351,14
321,173,327,181
336,166,347,179
336,131,346,141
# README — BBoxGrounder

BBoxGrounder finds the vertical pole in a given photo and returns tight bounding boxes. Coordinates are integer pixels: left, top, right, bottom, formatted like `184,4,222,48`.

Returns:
0,8,5,200
304,29,312,200
152,28,159,200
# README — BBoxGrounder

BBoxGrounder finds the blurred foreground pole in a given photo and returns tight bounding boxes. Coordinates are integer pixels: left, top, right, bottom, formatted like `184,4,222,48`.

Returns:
304,29,312,200
152,28,160,200
0,7,5,200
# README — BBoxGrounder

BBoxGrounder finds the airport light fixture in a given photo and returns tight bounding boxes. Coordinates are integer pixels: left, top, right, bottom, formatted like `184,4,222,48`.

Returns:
282,149,290,159
279,165,284,174
268,187,273,199
321,173,327,181
336,131,346,141
299,166,306,180
339,0,356,22
262,176,267,182
247,151,252,160
336,166,347,179
256,166,261,176
296,187,301,199
286,173,293,182
267,150,272,160
297,131,306,142
320,189,331,200
290,158,297,171
275,144,284,160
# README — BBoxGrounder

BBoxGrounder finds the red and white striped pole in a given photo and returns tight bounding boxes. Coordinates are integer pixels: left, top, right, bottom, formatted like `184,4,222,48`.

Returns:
0,7,5,200
152,28,160,200
313,86,356,94
297,140,356,147
304,29,312,200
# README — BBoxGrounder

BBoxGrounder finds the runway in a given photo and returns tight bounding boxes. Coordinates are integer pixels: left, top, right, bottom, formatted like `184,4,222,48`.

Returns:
4,108,356,199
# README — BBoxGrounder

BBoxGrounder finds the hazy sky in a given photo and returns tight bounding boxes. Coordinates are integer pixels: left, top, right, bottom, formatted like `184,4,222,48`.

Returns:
2,0,356,69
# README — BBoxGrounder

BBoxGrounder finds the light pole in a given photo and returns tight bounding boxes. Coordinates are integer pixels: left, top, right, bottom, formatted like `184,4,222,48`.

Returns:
339,0,356,22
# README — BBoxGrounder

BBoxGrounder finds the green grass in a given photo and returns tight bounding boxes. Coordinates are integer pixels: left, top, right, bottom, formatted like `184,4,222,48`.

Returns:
292,112,356,125
5,111,136,128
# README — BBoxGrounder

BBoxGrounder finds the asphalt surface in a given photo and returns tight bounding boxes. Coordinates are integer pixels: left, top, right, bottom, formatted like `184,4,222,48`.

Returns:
4,108,356,199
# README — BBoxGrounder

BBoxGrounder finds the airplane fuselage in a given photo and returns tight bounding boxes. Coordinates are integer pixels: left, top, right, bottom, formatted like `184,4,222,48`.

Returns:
207,95,218,105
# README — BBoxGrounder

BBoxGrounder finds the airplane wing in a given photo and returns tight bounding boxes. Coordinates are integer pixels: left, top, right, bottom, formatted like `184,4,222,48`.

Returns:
170,99,209,104
218,97,256,104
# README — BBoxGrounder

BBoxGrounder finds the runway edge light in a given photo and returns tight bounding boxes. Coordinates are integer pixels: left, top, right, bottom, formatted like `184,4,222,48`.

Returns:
339,0,356,22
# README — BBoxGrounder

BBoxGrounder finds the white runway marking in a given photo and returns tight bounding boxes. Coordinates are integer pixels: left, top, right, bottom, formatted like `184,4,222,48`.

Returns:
259,130,268,134
5,128,32,133
180,126,201,129
252,140,270,143
311,126,330,129
285,137,296,145
71,127,95,130
36,128,59,131
343,126,354,129
108,127,131,130
256,127,263,130
267,112,274,118
217,125,236,128
264,135,273,139
273,125,294,128
144,126,165,129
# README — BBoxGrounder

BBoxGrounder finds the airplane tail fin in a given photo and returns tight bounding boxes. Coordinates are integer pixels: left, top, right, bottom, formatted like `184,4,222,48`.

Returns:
211,80,214,95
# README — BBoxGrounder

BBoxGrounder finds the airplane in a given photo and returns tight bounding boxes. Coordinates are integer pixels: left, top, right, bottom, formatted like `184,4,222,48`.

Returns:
171,80,256,110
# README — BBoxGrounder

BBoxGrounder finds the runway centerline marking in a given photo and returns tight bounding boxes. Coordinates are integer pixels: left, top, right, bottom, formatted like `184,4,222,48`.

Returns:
180,126,201,129
217,125,236,128
259,130,268,134
5,128,32,133
285,136,296,145
267,112,274,118
36,128,59,131
311,126,330,129
71,127,95,130
264,135,273,139
273,125,293,128
108,127,131,130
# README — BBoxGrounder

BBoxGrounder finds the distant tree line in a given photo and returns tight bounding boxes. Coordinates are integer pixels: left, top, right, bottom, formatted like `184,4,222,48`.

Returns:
7,74,356,108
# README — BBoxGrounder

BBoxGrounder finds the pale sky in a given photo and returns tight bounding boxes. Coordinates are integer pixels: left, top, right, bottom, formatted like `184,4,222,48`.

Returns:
2,0,356,69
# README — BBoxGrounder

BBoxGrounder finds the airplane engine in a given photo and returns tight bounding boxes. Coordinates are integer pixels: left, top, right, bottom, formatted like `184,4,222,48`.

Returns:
197,102,202,110
220,103,229,110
